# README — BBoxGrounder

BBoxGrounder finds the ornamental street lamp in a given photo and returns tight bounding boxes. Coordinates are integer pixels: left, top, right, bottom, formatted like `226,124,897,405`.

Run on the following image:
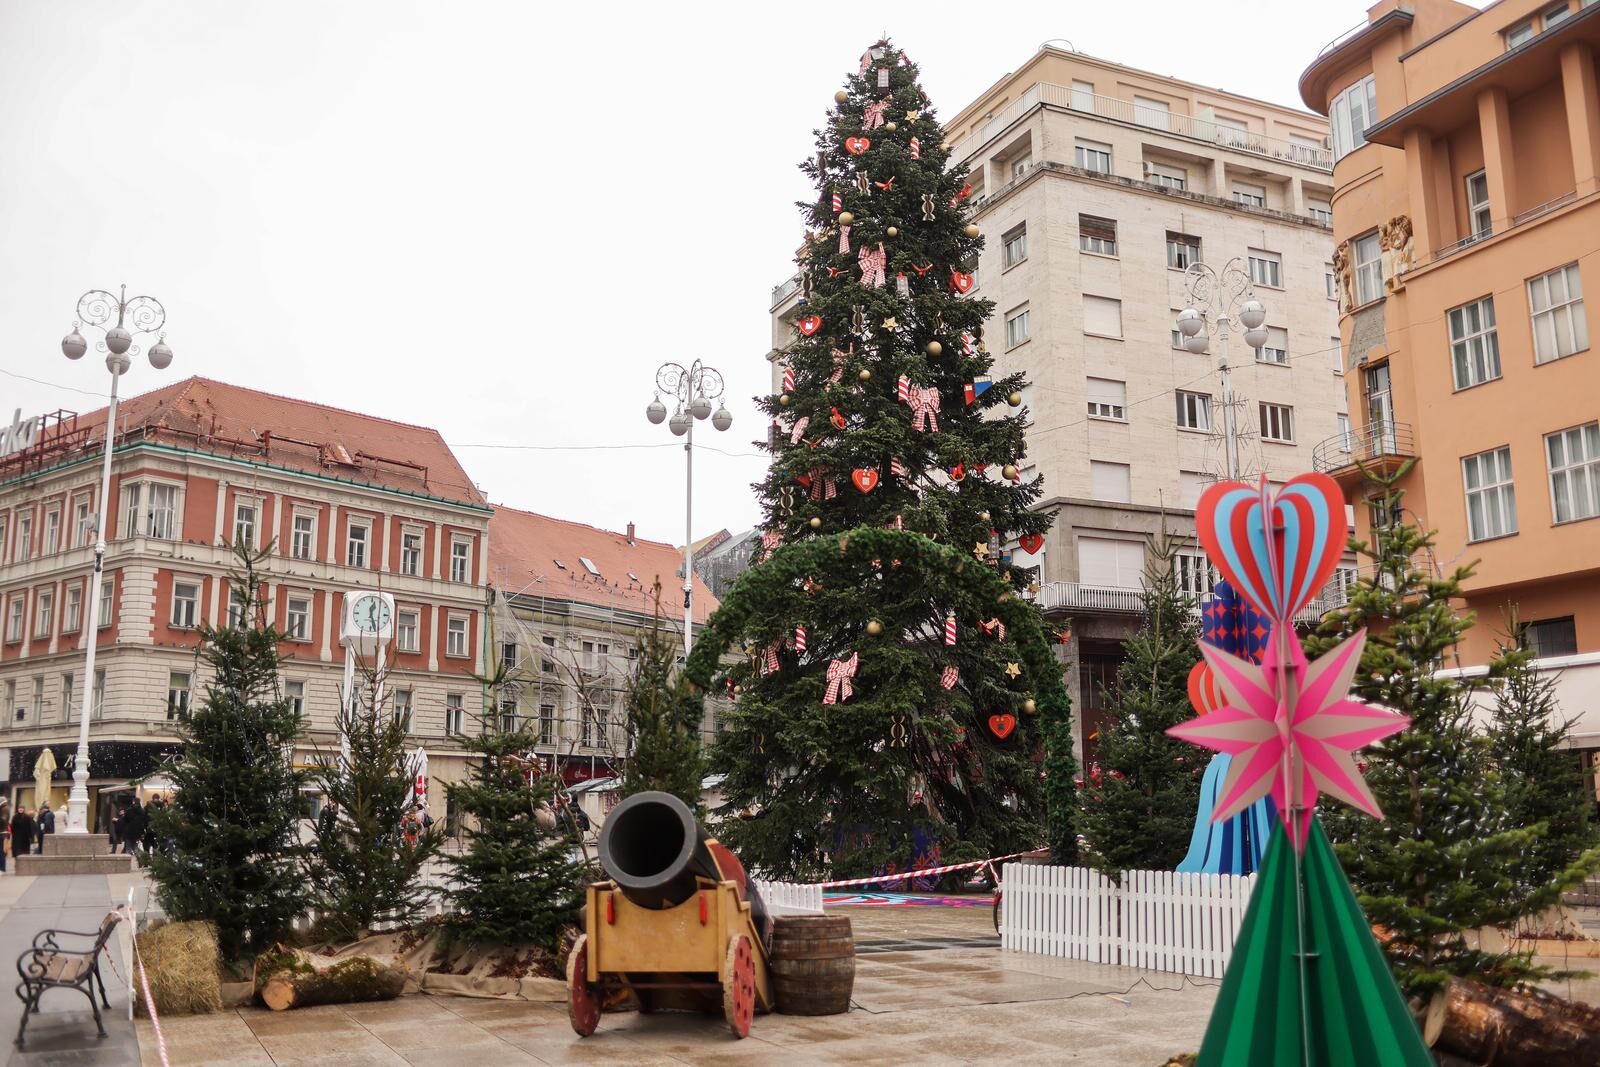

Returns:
644,361,731,657
59,285,174,834
1176,260,1268,482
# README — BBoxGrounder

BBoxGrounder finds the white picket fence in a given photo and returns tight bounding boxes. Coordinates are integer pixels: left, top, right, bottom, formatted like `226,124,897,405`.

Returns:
1000,863,1256,977
754,879,824,915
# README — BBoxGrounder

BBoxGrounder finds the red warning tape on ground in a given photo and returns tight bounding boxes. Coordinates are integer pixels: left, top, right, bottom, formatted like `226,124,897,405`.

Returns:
812,849,1047,889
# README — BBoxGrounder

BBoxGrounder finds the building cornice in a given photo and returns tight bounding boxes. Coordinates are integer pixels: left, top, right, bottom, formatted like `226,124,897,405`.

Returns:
1298,7,1417,112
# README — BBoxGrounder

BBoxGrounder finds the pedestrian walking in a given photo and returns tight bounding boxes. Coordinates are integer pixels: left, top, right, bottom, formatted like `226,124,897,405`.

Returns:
10,807,35,860
120,798,146,856
318,801,338,840
35,803,54,854
143,796,163,852
0,802,10,873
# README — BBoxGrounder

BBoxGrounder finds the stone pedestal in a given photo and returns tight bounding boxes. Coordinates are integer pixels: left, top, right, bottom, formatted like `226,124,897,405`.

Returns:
14,833,135,875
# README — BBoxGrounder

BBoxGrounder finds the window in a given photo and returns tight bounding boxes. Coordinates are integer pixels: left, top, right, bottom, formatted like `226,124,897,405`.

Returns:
1447,296,1501,389
30,678,42,724
285,595,311,641
0,518,7,561
397,609,420,652
1078,214,1117,256
1337,414,1353,452
498,695,518,734
394,688,413,732
92,669,104,721
1544,2,1574,29
1505,19,1536,47
16,515,30,560
148,484,176,539
1466,171,1491,239
74,498,91,547
1528,264,1588,364
171,580,200,629
1328,74,1377,161
579,556,600,576
581,640,596,668
450,538,471,583
167,671,192,720
345,521,369,568
1171,312,1187,350
501,640,518,669
1133,95,1170,130
227,586,249,628
1077,536,1145,589
1259,403,1295,443
1002,224,1027,268
233,501,257,548
122,485,140,539
43,509,60,554
581,706,595,747
1214,115,1250,148
539,703,555,745
1075,139,1112,174
1083,295,1122,338
1009,152,1032,181
1167,232,1200,270
540,634,557,672
1307,200,1333,224
1325,263,1338,301
1248,249,1282,288
1086,378,1126,421
5,598,21,642
33,590,52,638
1090,461,1132,503
1176,391,1212,431
1148,162,1187,190
291,512,316,560
446,615,468,657
1174,552,1217,599
1070,79,1095,111
444,693,464,736
63,585,81,632
1259,326,1289,365
1353,232,1383,305
1179,471,1210,510
1521,616,1578,658
2,680,12,724
1463,446,1518,541
285,679,305,718
1005,304,1031,348
1232,182,1267,209
99,579,113,628
1546,421,1600,523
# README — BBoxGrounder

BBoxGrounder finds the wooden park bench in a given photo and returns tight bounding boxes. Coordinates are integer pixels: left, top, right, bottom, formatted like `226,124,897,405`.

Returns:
13,912,119,1048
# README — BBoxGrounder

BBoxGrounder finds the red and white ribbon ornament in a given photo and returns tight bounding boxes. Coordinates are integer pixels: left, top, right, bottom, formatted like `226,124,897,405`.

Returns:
961,330,976,356
789,415,810,445
859,242,887,288
839,225,851,254
763,640,781,675
910,137,921,160
890,457,908,479
828,347,848,385
941,665,959,690
944,614,957,646
862,98,890,130
760,529,784,560
782,367,796,393
808,467,838,501
980,617,1007,641
908,386,941,431
823,651,859,704
794,625,807,653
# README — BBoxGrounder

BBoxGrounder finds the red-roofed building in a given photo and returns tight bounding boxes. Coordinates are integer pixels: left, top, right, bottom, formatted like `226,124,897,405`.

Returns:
0,378,492,825
486,506,721,784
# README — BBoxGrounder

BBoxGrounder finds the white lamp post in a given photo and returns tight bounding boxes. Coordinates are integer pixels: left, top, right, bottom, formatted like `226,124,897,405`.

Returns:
1176,261,1267,482
59,285,173,834
644,361,731,657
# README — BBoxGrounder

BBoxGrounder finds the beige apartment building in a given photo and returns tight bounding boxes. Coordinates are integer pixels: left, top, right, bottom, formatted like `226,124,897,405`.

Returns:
771,45,1348,760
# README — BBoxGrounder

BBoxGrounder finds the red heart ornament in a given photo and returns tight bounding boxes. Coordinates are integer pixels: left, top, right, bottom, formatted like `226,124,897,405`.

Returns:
797,315,823,337
949,463,965,481
851,469,879,493
1018,533,1044,555
1187,661,1224,717
1195,473,1345,621
950,272,974,294
795,473,812,489
988,714,1016,740
845,137,871,155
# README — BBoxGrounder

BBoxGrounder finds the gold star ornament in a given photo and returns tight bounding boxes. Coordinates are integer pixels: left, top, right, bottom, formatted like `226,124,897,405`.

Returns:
973,541,989,560
1005,662,1022,678
881,316,899,330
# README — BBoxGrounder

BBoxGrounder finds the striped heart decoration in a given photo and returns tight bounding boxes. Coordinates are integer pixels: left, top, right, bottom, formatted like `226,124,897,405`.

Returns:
1196,474,1346,623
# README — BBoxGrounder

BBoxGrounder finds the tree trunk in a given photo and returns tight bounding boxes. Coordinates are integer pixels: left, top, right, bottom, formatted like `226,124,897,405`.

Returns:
255,946,405,1011
1424,978,1600,1066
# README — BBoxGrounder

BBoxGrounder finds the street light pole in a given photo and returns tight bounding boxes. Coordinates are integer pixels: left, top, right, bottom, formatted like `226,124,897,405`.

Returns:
1176,260,1268,484
645,361,731,658
58,286,173,834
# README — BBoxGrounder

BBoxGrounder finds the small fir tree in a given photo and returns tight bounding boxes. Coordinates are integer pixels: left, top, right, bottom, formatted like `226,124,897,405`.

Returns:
1077,533,1203,875
146,544,308,962
622,584,703,810
1487,626,1600,918
305,668,442,941
1308,465,1546,994
445,713,582,949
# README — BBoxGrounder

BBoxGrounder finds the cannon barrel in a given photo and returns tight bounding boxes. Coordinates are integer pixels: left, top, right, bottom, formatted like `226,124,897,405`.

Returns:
598,791,722,909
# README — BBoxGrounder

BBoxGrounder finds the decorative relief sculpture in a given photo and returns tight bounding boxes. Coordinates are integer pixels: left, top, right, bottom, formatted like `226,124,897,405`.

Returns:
1380,215,1414,293
1331,240,1355,313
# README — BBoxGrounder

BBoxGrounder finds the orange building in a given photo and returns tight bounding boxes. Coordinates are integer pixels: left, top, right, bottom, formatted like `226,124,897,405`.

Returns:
1300,0,1600,760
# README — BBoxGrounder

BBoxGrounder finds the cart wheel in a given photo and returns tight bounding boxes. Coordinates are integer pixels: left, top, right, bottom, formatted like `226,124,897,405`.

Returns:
722,933,755,1038
567,934,600,1037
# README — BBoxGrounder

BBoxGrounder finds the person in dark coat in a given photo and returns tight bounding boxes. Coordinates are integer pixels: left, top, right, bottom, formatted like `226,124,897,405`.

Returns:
317,801,338,840
10,808,35,860
120,799,146,856
36,803,54,853
142,797,162,852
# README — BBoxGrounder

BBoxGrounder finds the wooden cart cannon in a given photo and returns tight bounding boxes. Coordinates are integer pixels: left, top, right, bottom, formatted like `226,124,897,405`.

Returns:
566,791,773,1038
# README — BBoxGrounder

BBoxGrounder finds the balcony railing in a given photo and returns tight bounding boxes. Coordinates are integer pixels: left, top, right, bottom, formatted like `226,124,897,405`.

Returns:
770,274,802,309
1312,420,1414,474
1034,581,1349,624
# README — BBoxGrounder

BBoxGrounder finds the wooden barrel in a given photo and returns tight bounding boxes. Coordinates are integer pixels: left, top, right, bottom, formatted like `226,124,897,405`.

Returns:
769,914,855,1015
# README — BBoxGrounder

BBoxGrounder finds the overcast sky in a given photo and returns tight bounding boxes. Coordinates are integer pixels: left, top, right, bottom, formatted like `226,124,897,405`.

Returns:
0,1,1381,546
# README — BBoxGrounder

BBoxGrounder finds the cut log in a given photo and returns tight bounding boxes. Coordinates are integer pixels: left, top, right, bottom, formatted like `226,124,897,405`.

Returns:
1424,977,1600,1066
255,945,406,1011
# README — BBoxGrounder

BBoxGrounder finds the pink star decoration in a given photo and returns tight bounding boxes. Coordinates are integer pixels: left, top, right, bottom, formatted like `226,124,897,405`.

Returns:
1166,625,1409,853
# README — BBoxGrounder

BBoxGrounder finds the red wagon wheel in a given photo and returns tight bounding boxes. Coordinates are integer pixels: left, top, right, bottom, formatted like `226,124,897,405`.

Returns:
722,933,756,1039
567,934,600,1037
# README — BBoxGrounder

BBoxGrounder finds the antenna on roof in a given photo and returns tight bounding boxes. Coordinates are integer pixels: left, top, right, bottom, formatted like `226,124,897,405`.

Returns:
1040,38,1076,53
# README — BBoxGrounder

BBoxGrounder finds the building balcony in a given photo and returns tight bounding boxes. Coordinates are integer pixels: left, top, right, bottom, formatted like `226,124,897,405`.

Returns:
1312,421,1414,483
1034,581,1346,624
770,274,802,311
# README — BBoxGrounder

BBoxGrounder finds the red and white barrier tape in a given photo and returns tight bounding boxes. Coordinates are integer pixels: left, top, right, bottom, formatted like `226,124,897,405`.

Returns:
814,850,1044,889
105,904,169,1067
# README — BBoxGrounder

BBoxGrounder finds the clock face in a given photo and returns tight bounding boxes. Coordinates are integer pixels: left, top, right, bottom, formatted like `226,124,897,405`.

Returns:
353,595,391,633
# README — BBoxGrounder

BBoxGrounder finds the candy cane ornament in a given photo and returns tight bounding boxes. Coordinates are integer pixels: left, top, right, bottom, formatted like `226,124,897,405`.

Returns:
794,625,807,653
944,614,957,646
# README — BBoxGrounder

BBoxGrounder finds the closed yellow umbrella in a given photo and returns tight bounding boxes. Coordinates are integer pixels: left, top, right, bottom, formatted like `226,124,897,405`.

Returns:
32,748,57,809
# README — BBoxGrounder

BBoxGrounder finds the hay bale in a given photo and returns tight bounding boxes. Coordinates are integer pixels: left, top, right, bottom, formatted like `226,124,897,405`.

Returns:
134,921,224,1017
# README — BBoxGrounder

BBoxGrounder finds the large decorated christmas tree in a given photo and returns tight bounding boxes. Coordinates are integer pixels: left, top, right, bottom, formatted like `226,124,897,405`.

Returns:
687,40,1074,880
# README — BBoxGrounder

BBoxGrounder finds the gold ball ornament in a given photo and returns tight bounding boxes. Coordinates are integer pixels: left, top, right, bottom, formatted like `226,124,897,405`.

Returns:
809,517,823,530
835,90,849,104
884,121,897,132
979,510,992,523
839,211,855,226
1022,698,1037,715
866,619,883,636
925,340,942,357
964,224,980,238
778,394,791,407
858,369,872,382
1007,391,1022,407
1003,464,1019,479
886,226,898,237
